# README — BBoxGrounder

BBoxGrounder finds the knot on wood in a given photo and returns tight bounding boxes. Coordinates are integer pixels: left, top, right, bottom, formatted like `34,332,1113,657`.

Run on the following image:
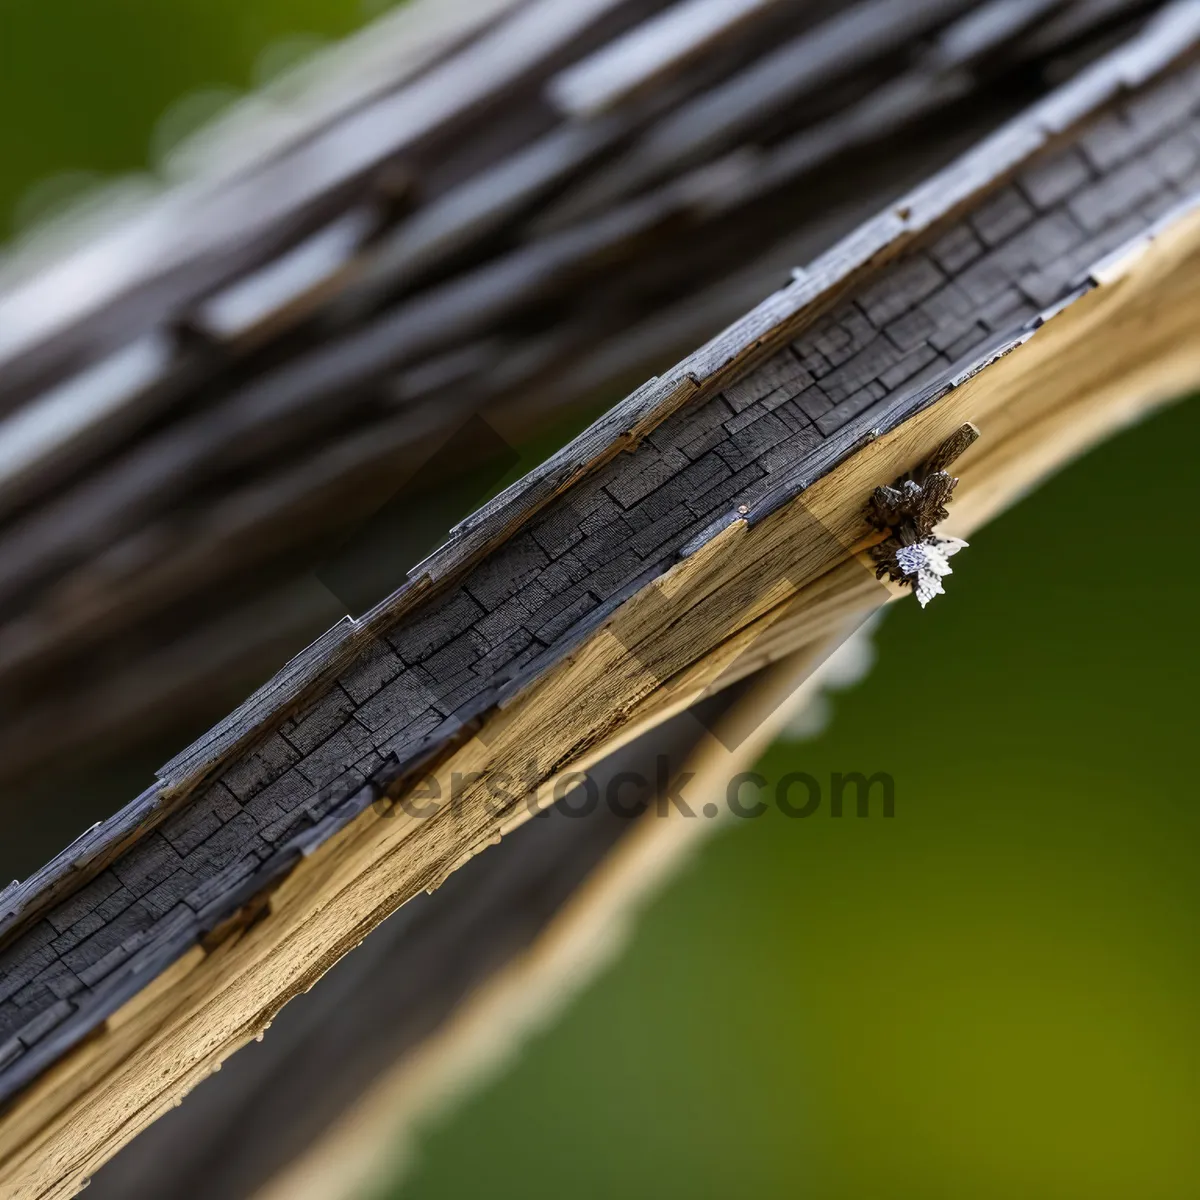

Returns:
865,423,979,607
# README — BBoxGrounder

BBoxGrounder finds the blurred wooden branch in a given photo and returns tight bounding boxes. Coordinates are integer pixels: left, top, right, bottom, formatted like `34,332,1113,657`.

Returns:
0,0,1172,797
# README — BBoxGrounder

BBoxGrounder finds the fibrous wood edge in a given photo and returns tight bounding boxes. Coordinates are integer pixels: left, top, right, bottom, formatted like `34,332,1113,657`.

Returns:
2,192,1198,1200
252,643,841,1200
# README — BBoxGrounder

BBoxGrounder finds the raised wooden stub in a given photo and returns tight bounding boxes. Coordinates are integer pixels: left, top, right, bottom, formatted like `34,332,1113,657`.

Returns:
863,422,979,599
923,422,981,474
4,18,1200,1197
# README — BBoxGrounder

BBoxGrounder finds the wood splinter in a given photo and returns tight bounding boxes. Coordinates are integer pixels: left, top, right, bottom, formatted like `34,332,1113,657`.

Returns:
866,423,980,608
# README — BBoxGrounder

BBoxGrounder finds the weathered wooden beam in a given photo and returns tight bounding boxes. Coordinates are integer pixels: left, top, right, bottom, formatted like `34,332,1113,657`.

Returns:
2,9,1200,1190
547,0,797,118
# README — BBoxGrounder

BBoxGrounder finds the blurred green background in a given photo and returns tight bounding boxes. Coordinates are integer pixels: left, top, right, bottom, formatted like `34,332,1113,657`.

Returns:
1,2,1196,1197
0,0,374,238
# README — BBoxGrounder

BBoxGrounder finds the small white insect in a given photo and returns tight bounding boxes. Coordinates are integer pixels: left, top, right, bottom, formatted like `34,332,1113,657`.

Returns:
894,535,968,607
